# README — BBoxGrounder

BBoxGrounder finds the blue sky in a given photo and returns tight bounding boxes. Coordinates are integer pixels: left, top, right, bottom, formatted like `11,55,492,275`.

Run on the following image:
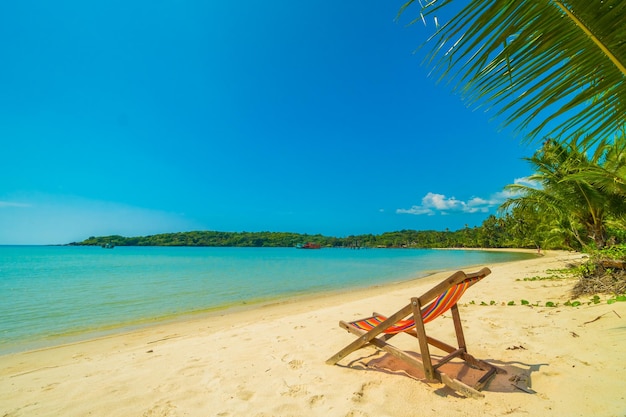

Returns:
0,0,536,245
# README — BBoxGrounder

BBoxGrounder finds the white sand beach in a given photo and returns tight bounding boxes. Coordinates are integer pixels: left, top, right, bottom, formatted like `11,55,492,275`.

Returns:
1,250,625,416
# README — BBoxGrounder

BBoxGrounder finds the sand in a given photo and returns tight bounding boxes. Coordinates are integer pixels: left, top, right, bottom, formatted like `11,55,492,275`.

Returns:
1,250,625,417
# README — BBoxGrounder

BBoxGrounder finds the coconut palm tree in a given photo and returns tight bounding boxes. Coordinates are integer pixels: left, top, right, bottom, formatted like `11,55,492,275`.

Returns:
572,131,626,239
400,0,626,145
501,138,626,248
573,129,626,198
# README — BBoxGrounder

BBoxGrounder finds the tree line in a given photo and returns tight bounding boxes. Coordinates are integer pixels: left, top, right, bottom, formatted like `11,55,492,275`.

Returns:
67,210,609,250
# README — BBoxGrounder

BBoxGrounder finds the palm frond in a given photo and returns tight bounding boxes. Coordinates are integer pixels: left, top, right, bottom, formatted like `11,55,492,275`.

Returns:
403,0,626,145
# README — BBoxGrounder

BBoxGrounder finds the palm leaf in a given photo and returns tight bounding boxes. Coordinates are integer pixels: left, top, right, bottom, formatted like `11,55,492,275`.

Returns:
402,0,626,145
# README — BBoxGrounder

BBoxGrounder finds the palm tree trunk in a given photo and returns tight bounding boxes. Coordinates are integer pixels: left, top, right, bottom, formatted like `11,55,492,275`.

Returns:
587,221,608,249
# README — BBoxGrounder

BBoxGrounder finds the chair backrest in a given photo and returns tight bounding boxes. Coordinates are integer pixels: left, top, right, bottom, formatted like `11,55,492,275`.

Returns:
420,274,480,323
349,268,491,335
416,267,490,308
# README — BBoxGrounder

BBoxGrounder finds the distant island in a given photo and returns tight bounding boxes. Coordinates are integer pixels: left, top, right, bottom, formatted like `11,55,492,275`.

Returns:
70,216,541,249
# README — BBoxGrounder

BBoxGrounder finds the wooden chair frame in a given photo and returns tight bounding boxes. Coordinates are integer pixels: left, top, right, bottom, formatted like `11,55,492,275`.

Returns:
326,267,505,398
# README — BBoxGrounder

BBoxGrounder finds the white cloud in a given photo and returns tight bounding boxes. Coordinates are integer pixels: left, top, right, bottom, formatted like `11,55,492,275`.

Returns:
425,193,464,211
397,190,509,217
396,176,542,217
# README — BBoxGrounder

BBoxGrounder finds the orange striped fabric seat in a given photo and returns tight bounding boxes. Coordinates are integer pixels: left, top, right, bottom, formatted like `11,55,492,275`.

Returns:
349,276,479,334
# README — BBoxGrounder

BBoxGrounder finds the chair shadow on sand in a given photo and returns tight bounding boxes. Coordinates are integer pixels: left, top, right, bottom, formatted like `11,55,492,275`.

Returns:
341,351,548,397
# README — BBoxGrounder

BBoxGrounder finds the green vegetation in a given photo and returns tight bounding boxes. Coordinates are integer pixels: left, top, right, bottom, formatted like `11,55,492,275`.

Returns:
501,137,626,251
572,244,626,297
517,268,579,282
74,231,333,248
72,228,444,248
465,295,626,308
69,215,587,249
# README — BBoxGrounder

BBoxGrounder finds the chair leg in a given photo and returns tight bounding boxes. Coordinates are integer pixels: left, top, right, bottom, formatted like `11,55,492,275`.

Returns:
450,304,466,351
411,297,435,380
439,372,485,399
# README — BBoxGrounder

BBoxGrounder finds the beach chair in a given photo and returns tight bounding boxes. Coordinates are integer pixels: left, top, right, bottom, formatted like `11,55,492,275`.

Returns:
326,267,505,398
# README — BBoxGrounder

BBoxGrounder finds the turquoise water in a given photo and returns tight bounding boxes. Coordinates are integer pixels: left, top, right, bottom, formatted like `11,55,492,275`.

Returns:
0,246,533,354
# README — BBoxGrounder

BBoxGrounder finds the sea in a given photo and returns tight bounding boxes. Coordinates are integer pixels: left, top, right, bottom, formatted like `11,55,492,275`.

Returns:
0,245,534,355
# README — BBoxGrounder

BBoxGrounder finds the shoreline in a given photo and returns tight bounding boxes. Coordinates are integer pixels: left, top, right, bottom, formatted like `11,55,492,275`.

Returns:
1,247,537,357
2,250,625,416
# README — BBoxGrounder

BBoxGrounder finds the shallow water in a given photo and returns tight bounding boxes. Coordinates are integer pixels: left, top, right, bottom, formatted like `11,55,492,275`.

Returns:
0,245,533,354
